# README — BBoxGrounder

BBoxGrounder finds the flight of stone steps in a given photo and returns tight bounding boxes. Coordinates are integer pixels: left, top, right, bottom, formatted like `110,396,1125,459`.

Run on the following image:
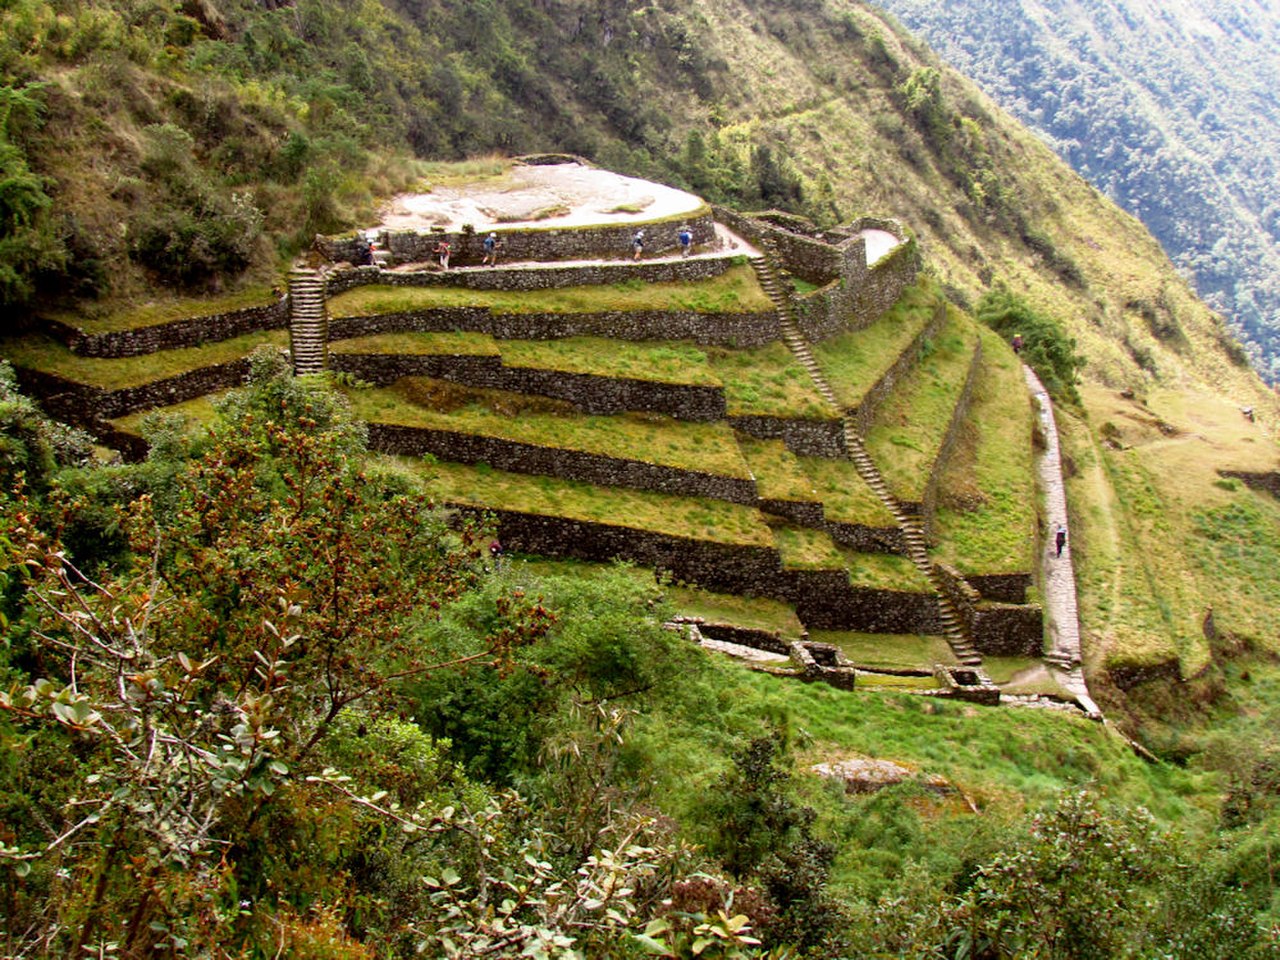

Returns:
748,248,985,668
288,268,329,375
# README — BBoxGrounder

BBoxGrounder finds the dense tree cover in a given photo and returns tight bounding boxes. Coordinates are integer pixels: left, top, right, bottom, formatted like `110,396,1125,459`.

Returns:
877,0,1280,378
1,357,1278,957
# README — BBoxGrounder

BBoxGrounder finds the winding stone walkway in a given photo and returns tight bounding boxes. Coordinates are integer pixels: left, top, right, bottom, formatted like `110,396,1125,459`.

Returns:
1023,365,1102,718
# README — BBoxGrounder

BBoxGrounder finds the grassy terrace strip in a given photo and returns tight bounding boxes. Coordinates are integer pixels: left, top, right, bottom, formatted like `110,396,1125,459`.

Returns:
0,331,289,389
666,586,806,638
110,393,225,436
799,455,898,527
345,379,752,477
515,558,807,637
329,331,499,356
44,285,279,334
809,630,958,670
932,327,1038,574
738,438,821,503
389,457,775,547
865,308,981,502
772,523,847,570
496,337,721,385
707,341,832,418
326,264,773,317
844,549,932,592
812,278,937,410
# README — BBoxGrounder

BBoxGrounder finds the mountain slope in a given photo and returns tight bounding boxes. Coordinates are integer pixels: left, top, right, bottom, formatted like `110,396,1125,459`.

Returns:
4,0,1280,708
875,0,1280,378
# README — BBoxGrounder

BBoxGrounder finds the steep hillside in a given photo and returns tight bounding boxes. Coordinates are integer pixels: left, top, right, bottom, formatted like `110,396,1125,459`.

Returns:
4,0,1280,721
0,0,1269,398
876,0,1280,378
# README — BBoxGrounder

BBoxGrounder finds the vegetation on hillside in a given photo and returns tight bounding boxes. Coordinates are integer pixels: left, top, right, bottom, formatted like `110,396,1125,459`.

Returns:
878,0,1280,379
2,364,1279,957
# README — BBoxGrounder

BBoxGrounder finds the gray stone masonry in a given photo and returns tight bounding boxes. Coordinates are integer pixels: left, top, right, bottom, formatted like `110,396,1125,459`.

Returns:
325,210,717,268
43,298,289,358
367,423,759,505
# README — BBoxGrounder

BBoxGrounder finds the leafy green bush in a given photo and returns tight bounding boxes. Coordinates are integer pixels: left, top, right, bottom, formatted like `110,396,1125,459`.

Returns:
976,284,1085,403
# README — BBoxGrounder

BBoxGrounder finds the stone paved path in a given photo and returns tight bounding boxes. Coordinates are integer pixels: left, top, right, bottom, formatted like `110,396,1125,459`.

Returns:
1023,365,1102,718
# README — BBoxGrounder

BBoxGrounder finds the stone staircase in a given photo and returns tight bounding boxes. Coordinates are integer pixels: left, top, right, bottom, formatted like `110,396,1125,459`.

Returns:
288,267,328,375
749,248,985,668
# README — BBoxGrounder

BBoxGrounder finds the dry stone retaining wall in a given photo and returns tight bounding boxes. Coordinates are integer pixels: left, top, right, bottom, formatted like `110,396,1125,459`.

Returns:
16,360,250,422
332,352,727,420
848,299,947,432
971,603,1044,657
921,337,984,533
45,300,288,358
966,573,1032,604
447,502,942,634
728,414,845,458
325,210,717,268
368,423,758,505
329,306,779,347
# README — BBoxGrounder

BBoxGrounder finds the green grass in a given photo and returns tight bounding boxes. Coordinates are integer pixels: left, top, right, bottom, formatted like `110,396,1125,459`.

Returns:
773,523,847,570
329,331,499,356
931,327,1038,574
799,455,898,527
327,264,773,317
388,456,775,547
812,278,939,410
665,585,806,637
0,331,289,389
504,557,807,637
844,549,932,592
737,438,821,503
347,379,753,478
864,308,981,502
109,393,226,436
497,337,721,385
811,630,958,670
43,285,280,335
707,341,832,418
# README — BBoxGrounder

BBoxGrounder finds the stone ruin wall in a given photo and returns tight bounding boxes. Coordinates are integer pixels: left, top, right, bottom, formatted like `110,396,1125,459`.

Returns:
331,351,728,421
327,304,781,348
44,300,289,359
323,209,718,269
448,502,945,635
366,422,760,505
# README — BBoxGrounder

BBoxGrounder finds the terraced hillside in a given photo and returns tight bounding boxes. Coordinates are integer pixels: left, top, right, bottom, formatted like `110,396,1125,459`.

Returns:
2,192,1049,698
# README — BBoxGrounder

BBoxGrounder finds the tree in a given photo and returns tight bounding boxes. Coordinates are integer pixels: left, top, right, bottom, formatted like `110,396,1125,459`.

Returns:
0,352,541,956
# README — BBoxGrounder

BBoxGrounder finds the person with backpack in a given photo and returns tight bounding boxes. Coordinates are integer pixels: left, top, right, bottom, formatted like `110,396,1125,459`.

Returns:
632,229,645,260
482,232,501,266
678,225,693,257
435,237,452,271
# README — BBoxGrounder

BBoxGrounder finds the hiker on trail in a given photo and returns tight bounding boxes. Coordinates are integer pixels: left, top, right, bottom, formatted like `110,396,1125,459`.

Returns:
1011,332,1024,355
435,238,451,271
632,229,645,260
482,232,501,267
355,235,373,266
678,225,693,257
489,538,504,570
1055,523,1067,558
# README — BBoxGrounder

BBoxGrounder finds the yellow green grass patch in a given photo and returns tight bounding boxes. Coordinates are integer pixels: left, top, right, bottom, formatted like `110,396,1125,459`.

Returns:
393,457,775,547
347,379,752,478
0,331,288,389
327,264,772,317
738,438,821,503
707,341,832,418
497,337,721,385
932,327,1037,574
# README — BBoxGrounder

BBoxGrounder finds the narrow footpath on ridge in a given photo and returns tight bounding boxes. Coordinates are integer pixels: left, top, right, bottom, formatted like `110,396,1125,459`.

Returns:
1024,365,1102,718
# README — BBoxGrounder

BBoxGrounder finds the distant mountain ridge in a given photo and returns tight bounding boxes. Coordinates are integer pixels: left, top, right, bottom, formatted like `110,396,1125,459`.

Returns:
875,0,1280,378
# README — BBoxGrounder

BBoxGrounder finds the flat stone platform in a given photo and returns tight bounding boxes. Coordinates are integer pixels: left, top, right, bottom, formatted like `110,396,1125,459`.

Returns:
372,161,706,234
